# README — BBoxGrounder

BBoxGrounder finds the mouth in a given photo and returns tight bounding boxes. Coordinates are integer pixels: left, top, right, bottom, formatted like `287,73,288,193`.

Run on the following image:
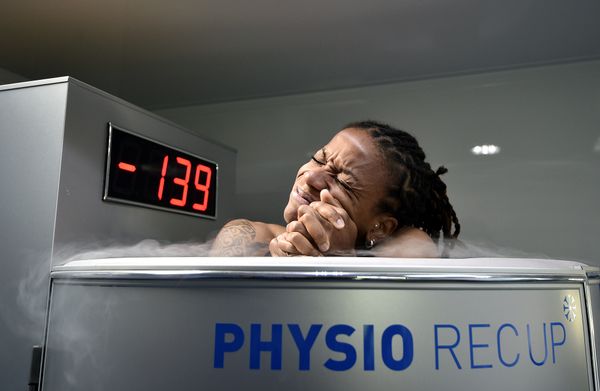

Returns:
292,186,316,205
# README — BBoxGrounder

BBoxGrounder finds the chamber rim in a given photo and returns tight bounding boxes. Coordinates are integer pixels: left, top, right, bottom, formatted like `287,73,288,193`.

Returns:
50,256,595,282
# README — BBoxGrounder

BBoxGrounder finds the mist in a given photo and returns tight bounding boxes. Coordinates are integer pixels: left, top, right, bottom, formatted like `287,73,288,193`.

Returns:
55,239,214,265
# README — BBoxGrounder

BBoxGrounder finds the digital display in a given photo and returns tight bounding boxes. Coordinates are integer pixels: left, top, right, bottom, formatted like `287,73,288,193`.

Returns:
103,124,217,219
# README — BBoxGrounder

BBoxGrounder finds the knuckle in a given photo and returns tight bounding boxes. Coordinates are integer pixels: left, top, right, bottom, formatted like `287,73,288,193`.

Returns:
289,221,303,231
298,204,311,214
317,203,329,213
288,232,302,242
298,214,311,224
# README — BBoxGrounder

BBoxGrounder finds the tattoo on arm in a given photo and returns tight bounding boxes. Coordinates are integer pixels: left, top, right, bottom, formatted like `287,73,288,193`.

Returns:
211,221,269,256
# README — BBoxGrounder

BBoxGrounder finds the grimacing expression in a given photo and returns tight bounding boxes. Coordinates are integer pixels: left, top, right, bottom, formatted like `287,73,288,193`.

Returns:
283,128,391,239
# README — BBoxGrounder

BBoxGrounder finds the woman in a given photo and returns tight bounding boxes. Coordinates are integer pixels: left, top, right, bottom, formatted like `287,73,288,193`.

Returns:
211,120,460,257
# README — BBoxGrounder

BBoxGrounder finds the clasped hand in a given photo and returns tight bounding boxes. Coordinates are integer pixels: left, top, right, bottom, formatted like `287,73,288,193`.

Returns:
269,189,357,256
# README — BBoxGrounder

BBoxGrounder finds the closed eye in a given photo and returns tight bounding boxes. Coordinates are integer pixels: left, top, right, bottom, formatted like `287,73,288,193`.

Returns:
311,156,326,165
336,177,354,193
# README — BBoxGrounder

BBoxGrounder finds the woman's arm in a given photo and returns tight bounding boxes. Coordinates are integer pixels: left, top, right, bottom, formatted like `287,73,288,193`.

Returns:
210,219,285,256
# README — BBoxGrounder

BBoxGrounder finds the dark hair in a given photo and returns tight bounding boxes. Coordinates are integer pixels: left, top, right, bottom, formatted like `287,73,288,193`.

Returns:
345,120,460,242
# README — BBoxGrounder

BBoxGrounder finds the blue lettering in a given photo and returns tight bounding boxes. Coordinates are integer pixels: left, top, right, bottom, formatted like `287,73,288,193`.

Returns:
288,324,322,370
250,324,283,370
214,323,244,368
324,324,356,371
469,324,492,369
364,325,375,371
497,323,520,367
550,322,566,364
434,324,462,370
527,323,548,366
381,325,414,371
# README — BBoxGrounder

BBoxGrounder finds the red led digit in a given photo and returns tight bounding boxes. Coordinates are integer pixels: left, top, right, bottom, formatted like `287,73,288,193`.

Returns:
118,162,137,172
157,155,169,200
192,164,212,211
170,157,191,207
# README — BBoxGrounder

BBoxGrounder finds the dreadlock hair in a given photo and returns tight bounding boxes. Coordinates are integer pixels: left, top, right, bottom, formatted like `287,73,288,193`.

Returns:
345,120,460,245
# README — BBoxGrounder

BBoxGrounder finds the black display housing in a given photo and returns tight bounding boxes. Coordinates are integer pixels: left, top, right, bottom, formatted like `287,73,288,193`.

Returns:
104,124,217,219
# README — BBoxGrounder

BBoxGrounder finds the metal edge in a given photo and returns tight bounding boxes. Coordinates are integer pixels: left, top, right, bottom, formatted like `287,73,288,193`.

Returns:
102,123,113,201
50,269,588,283
584,281,600,390
102,123,218,220
587,270,600,285
0,76,70,92
214,156,219,222
38,270,55,390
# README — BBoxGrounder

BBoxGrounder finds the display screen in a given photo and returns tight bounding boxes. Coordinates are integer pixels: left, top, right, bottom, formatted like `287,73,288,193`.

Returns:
103,124,217,219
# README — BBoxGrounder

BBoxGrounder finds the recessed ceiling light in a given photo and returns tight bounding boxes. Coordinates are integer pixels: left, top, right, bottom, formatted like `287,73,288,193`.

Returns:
471,144,500,155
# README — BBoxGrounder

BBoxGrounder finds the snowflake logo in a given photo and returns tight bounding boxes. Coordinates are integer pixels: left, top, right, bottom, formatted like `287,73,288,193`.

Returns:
563,295,577,322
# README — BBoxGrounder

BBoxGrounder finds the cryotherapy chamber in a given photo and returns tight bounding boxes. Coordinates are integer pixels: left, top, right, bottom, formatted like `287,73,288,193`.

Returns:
0,77,236,390
42,257,600,390
2,78,600,391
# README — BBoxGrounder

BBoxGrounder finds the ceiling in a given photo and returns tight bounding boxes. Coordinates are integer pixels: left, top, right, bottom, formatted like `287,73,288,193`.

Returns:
2,0,600,110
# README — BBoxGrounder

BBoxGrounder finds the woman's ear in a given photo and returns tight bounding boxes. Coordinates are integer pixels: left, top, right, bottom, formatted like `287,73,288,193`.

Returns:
368,215,398,244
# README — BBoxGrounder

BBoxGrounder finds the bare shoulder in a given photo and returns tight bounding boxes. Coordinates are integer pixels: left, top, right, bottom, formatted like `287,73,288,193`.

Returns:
374,227,439,258
210,219,285,256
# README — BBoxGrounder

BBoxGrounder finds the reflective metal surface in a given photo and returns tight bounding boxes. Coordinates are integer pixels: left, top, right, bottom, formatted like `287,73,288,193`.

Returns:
42,275,595,391
41,257,600,391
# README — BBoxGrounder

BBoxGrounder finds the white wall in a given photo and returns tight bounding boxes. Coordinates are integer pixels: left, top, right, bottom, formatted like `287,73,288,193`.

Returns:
157,60,600,264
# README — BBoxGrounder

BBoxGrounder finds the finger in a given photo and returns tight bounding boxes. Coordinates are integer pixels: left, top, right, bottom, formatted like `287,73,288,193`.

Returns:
310,200,346,229
275,237,298,255
320,189,342,207
269,237,289,257
284,232,322,256
319,189,345,228
297,207,330,252
287,220,323,254
270,235,303,257
286,220,310,237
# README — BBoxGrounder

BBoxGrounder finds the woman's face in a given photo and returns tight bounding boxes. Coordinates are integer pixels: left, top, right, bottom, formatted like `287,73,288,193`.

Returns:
284,127,391,239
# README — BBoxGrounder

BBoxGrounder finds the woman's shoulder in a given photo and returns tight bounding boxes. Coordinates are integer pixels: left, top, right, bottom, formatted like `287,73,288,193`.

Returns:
374,227,439,258
210,219,285,256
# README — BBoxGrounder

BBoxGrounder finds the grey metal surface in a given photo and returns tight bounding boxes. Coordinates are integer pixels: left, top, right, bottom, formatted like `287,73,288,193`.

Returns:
0,81,67,391
52,78,236,261
586,272,600,387
42,278,593,391
0,78,237,391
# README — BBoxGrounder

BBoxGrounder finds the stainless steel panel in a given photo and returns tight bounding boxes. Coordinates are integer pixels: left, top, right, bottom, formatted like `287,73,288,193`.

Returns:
42,279,593,391
0,77,237,391
52,79,236,264
586,273,600,388
0,81,67,391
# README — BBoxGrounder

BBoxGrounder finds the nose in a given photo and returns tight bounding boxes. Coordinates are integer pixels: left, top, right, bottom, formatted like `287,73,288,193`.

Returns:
303,166,331,191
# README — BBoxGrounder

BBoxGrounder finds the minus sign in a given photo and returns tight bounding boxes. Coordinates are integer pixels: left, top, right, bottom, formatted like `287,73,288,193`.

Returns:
118,162,137,172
